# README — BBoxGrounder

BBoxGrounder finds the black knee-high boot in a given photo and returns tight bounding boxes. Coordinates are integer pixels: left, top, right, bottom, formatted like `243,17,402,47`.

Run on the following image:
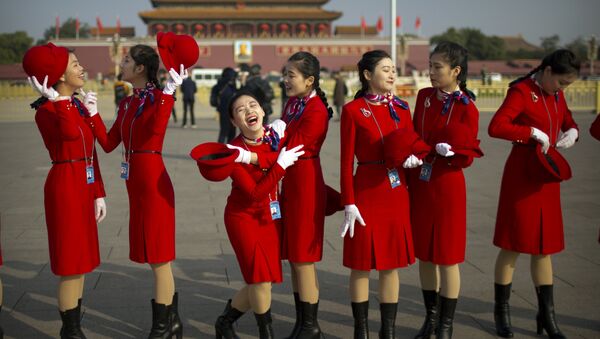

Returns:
436,296,457,339
59,302,86,339
535,285,566,339
414,290,439,339
378,302,397,339
149,293,183,339
285,292,302,339
494,283,513,338
215,299,245,339
254,309,275,339
296,301,322,339
351,301,369,339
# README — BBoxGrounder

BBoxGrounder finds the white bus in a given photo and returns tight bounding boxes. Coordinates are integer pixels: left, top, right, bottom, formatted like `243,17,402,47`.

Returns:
191,68,222,87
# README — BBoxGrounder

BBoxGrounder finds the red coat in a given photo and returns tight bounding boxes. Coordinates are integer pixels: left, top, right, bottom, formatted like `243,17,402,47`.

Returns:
488,78,578,255
258,96,329,262
340,98,415,271
408,87,479,265
224,136,285,284
590,114,600,141
89,89,175,263
35,99,106,275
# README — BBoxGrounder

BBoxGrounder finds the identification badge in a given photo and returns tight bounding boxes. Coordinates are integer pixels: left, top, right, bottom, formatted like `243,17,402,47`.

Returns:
270,201,282,220
120,161,130,180
86,165,95,184
388,168,401,188
419,162,433,182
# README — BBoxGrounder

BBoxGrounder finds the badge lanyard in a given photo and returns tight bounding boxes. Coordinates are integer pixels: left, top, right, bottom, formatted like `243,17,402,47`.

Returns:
243,140,282,220
363,98,401,189
537,84,559,146
419,91,456,182
119,96,137,180
77,125,96,184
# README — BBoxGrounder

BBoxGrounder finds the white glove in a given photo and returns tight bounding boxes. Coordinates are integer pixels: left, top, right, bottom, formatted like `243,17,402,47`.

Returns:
79,89,98,116
269,119,287,139
556,128,578,149
276,145,305,170
402,154,423,168
435,143,455,157
340,204,366,238
531,127,550,154
95,198,107,223
226,144,252,164
28,75,59,101
163,64,188,96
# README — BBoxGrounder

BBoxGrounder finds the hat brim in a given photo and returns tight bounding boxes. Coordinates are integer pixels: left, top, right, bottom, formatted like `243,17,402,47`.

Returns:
534,144,572,182
190,142,239,182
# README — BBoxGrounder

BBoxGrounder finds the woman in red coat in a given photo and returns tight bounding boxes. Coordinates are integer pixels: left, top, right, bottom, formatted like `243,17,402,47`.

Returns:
24,43,107,338
340,50,418,339
408,42,481,339
87,45,183,338
228,52,331,338
488,49,580,339
205,91,304,339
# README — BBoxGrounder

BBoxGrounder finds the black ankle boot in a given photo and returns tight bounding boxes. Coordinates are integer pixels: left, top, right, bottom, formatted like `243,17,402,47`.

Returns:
285,293,302,339
379,302,397,339
351,301,369,339
296,301,322,339
215,299,245,339
494,283,513,338
255,309,275,339
148,293,183,339
414,290,438,339
437,296,457,339
59,303,86,339
535,285,566,339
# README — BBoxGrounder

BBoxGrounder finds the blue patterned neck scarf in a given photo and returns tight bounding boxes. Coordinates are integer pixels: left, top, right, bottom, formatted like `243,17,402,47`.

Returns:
363,92,408,122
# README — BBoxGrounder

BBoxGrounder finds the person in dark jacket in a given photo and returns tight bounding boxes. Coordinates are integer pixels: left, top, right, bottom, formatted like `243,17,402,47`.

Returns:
212,67,238,143
181,76,197,128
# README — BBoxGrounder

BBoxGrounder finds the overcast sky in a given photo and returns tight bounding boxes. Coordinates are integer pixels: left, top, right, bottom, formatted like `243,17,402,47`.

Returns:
1,0,598,46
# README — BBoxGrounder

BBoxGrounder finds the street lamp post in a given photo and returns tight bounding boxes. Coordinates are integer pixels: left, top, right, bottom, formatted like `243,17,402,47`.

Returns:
391,0,397,68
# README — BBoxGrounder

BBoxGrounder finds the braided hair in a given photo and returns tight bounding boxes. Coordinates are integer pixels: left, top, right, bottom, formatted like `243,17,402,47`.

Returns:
129,44,161,89
287,51,334,119
431,41,476,100
509,49,580,87
354,50,392,100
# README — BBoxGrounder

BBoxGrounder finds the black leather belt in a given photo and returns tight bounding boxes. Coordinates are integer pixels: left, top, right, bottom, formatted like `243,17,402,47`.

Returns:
512,142,536,148
298,155,319,160
129,150,162,155
357,160,385,165
52,157,91,165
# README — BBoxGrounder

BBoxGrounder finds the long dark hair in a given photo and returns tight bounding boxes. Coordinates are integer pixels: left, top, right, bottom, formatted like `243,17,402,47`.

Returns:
354,50,392,99
287,51,333,118
509,49,581,87
129,44,160,88
431,41,475,100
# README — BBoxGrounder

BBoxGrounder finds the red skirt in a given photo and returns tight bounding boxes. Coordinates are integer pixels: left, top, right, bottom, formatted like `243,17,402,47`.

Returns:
126,154,176,263
343,165,415,271
280,158,326,263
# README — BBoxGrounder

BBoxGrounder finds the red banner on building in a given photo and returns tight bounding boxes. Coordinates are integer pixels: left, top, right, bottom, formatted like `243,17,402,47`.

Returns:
276,45,373,57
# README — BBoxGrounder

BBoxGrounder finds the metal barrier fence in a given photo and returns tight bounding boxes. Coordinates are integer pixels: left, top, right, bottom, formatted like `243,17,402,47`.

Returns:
2,80,598,113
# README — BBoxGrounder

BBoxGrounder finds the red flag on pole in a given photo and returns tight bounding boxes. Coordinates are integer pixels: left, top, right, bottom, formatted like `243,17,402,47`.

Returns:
415,16,422,29
360,16,367,30
376,16,383,33
116,16,121,35
55,16,60,39
75,17,80,39
396,15,401,28
96,16,104,32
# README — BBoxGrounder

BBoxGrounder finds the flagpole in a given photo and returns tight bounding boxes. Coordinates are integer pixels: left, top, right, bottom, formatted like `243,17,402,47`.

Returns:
391,0,396,67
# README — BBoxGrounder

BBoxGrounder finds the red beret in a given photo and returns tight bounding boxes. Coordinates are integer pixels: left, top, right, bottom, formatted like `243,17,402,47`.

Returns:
530,144,572,182
157,32,199,71
435,123,484,158
384,129,432,167
22,43,69,87
190,142,239,182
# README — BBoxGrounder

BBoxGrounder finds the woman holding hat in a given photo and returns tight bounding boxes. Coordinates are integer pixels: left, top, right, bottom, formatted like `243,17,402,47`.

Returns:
194,90,304,339
24,43,107,338
227,51,332,338
340,49,420,339
488,49,580,339
86,43,189,338
407,42,481,339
